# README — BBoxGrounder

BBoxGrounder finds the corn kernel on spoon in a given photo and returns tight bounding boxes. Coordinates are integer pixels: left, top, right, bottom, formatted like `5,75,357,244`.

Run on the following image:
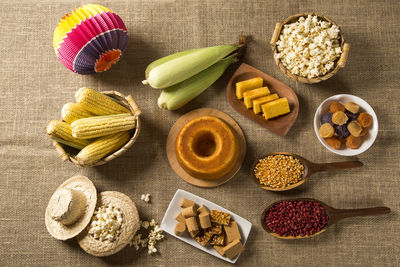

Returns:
250,152,363,191
260,198,390,239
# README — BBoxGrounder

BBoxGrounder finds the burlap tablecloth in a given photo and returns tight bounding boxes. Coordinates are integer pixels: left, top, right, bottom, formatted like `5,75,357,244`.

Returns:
1,0,399,266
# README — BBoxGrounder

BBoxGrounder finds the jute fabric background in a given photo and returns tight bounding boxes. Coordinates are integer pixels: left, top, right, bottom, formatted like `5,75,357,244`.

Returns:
0,0,399,266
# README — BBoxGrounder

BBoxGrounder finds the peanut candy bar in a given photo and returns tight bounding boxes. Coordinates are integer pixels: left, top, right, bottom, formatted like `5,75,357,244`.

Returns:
195,230,213,246
209,233,225,246
210,210,231,225
210,223,223,235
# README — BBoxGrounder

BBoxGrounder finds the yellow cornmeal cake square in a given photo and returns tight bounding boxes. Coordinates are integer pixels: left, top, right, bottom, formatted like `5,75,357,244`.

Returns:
243,87,270,109
262,97,290,120
252,93,279,114
210,210,231,225
235,77,263,99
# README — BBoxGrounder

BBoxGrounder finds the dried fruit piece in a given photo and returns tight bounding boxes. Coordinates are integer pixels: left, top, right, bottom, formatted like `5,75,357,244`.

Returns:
320,112,334,125
332,111,348,125
347,121,362,137
359,127,368,137
329,101,345,113
334,124,350,139
344,102,360,114
346,135,362,149
325,136,342,149
345,110,359,121
319,123,334,138
357,112,373,127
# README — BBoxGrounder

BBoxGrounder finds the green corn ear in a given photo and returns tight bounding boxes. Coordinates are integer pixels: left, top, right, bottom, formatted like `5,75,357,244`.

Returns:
145,48,199,79
158,55,236,110
143,44,238,89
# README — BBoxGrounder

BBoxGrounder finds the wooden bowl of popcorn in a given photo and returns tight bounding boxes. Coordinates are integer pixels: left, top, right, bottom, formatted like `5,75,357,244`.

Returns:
270,13,350,84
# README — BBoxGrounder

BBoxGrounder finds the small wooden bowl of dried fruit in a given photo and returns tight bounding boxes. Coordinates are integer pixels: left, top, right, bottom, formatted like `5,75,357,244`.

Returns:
314,94,378,156
47,88,141,167
270,12,350,84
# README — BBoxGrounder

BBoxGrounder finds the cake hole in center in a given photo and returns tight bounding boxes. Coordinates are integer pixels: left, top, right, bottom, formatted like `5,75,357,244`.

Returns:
193,132,216,157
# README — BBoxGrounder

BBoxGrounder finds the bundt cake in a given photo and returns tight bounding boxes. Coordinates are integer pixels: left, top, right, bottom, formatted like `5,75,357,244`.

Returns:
175,116,239,180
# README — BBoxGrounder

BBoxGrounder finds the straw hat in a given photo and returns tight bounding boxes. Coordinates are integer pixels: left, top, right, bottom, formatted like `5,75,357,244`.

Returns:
45,175,97,240
77,191,140,257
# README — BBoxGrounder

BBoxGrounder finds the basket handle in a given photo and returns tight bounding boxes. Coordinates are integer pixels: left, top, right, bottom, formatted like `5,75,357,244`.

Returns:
338,43,350,68
126,95,142,116
53,141,70,162
270,23,282,47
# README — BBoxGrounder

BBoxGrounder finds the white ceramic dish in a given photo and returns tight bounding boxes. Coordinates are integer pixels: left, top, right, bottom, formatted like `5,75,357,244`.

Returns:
160,189,252,264
314,94,378,156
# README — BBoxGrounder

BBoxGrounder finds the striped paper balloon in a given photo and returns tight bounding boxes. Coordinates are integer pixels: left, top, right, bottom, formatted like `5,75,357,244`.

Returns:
53,4,128,74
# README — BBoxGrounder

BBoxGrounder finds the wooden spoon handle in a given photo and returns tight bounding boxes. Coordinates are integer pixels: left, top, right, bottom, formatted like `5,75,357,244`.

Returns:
331,207,391,221
311,161,363,173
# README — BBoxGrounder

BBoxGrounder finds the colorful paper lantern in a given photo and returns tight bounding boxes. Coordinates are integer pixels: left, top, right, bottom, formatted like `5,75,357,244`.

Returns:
53,4,128,74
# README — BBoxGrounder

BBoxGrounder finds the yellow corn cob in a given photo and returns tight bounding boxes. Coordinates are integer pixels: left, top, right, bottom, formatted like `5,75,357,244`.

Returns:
46,120,90,149
75,131,130,165
75,87,130,115
61,102,94,123
71,113,136,139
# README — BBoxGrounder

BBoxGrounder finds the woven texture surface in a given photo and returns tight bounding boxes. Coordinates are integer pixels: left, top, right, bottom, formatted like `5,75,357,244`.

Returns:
0,0,399,266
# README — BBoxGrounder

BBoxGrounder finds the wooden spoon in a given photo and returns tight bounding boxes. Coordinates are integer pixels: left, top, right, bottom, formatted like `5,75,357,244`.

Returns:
260,198,391,239
226,63,299,136
251,152,363,191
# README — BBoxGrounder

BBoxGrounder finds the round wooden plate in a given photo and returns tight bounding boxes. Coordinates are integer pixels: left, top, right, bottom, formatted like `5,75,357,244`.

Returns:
166,108,246,188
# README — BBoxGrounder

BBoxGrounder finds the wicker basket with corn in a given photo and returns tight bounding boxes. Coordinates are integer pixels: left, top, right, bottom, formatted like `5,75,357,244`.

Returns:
47,88,141,167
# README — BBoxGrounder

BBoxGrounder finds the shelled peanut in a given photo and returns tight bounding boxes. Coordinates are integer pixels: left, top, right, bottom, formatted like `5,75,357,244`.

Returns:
47,88,136,164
